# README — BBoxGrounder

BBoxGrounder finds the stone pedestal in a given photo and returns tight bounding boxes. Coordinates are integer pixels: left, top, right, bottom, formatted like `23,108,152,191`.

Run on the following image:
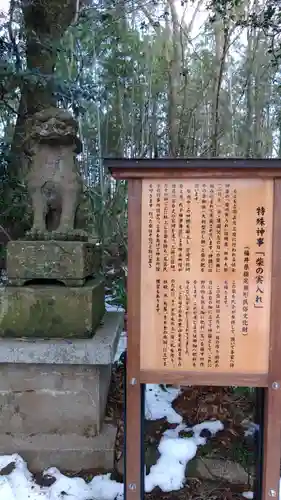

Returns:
7,240,101,286
1,240,105,339
0,311,123,471
0,278,105,338
0,237,123,471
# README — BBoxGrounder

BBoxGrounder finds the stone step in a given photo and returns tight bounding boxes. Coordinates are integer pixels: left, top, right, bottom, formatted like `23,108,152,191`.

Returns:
0,424,116,472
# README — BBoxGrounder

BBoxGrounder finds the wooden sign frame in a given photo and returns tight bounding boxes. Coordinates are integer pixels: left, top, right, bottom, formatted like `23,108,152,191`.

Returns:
105,158,281,500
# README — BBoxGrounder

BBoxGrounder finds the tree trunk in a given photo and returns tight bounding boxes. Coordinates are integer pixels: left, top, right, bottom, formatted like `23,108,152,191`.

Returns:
167,0,181,156
245,26,254,156
9,0,78,179
210,16,228,157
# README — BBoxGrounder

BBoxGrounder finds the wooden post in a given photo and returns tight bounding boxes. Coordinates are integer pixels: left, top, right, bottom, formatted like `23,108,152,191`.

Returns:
261,179,281,500
125,179,142,500
106,158,281,500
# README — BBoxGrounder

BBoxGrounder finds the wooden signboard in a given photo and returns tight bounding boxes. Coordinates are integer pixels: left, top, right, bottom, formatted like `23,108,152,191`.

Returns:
141,178,273,375
105,158,281,500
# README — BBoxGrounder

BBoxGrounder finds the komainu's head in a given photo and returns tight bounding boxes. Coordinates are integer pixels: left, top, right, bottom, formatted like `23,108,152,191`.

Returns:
25,107,82,154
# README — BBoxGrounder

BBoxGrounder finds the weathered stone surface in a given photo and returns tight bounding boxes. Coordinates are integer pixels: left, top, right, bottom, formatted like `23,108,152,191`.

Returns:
187,457,250,485
24,107,83,236
0,278,105,338
0,311,122,471
0,425,116,471
7,240,101,286
0,311,123,364
0,364,111,436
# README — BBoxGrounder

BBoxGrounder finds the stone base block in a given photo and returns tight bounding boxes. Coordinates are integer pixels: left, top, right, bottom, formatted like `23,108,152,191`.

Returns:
0,425,116,472
0,278,105,338
0,311,123,364
0,364,111,436
7,240,101,286
0,312,123,471
0,312,123,432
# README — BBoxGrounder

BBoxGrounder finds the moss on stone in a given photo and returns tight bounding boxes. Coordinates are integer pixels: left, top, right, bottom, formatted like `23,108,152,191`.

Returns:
7,240,101,286
0,278,105,338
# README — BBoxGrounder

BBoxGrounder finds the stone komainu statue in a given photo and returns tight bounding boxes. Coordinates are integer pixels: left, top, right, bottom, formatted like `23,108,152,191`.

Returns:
24,107,85,238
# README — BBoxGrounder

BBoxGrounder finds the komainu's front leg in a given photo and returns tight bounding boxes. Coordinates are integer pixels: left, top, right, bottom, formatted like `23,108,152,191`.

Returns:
56,186,79,234
28,187,47,233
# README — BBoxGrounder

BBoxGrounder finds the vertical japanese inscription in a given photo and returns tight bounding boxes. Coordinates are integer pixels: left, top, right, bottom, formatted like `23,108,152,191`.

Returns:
141,179,273,374
255,207,266,309
155,184,161,272
147,184,154,269
208,185,215,273
163,184,169,272
185,188,191,272
170,184,176,272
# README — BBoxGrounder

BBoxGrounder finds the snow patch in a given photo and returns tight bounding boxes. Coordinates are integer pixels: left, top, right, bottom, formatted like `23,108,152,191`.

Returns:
242,492,254,499
90,474,124,500
0,454,45,500
114,333,127,362
145,437,197,492
241,419,260,437
105,295,127,362
0,456,123,500
105,295,125,313
145,384,182,423
192,420,224,444
0,417,224,500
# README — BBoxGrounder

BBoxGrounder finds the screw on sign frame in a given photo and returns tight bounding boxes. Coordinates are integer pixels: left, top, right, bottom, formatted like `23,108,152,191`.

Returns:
105,158,281,500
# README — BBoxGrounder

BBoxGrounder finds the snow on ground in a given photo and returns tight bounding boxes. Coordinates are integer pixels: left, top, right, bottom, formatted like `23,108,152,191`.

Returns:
105,296,124,314
114,331,127,362
0,384,226,500
0,455,124,500
105,296,127,362
145,384,182,423
144,435,197,493
144,416,223,493
241,419,260,438
242,493,254,499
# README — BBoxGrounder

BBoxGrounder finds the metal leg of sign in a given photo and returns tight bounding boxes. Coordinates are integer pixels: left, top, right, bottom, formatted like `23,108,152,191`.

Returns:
255,388,265,500
261,386,281,500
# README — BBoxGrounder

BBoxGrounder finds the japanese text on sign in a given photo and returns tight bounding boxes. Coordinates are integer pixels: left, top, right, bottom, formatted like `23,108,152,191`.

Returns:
140,179,273,374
